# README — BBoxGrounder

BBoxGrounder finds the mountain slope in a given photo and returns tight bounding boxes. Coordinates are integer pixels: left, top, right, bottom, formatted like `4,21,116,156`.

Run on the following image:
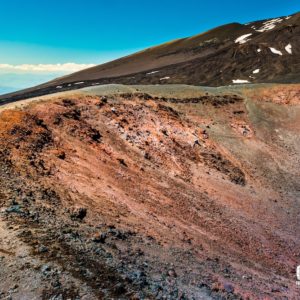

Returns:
0,12,299,103
0,84,299,298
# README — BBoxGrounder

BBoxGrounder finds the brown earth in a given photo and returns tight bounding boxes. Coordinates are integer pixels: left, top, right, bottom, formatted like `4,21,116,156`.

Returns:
0,84,299,299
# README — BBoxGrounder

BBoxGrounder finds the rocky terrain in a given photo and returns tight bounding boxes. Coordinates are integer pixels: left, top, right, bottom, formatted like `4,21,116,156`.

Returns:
0,84,299,299
0,12,299,104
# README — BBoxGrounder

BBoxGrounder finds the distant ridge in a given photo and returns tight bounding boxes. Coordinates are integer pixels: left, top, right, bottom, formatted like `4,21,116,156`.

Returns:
0,11,299,103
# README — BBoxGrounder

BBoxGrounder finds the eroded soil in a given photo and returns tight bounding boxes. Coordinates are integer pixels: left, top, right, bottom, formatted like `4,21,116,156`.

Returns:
0,87,299,299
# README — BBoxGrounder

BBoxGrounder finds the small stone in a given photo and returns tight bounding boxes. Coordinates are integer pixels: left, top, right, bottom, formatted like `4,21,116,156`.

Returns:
223,283,234,293
57,151,66,160
167,268,177,277
51,280,61,288
71,207,87,220
114,283,126,294
41,264,51,273
92,233,107,243
38,245,48,253
6,205,22,214
117,158,128,167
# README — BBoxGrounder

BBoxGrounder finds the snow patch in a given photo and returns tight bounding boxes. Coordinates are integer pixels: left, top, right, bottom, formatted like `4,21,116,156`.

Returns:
285,44,292,54
257,48,262,53
147,71,160,75
232,79,250,84
253,69,260,74
74,82,84,85
160,77,170,81
256,18,283,32
56,86,63,89
285,16,291,20
269,47,283,56
235,33,252,44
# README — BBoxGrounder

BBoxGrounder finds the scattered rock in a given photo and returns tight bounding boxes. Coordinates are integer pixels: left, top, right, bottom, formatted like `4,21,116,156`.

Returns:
38,245,49,253
57,151,66,160
41,264,51,274
5,205,22,214
223,282,234,293
167,268,177,278
92,233,107,243
71,208,87,221
117,158,128,167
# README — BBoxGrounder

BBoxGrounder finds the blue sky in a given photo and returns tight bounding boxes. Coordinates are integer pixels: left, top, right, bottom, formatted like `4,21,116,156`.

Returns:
0,0,298,93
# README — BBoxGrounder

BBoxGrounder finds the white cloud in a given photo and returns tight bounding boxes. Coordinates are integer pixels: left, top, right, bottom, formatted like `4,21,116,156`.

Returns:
0,63,96,94
0,63,95,73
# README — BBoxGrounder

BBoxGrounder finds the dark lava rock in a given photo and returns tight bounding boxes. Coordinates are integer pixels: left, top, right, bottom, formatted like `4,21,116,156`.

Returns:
117,158,128,167
6,205,22,214
114,283,127,294
71,207,87,221
90,128,102,142
167,268,177,278
62,99,76,107
38,245,49,253
223,282,234,293
93,233,107,243
57,151,66,160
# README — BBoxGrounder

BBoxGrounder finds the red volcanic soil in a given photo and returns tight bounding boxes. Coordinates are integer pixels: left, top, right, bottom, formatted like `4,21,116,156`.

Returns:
0,86,299,299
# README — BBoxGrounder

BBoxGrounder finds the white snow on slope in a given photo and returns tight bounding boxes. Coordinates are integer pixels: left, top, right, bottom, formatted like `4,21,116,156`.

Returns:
253,69,260,74
232,79,250,84
269,47,283,56
75,82,84,85
285,44,292,54
285,16,291,20
257,49,261,53
235,34,253,44
147,71,160,75
160,77,170,81
256,18,283,32
56,86,63,89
